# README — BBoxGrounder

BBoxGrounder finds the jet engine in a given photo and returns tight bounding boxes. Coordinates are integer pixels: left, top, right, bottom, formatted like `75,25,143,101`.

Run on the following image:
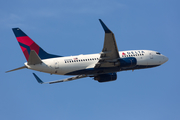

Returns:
94,73,117,82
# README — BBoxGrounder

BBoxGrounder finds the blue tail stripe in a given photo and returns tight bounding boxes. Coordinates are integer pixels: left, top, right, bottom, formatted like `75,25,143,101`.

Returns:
18,42,31,54
39,48,61,59
12,28,27,37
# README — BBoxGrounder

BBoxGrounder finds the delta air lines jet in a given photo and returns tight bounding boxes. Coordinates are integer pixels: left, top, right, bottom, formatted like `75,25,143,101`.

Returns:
6,19,168,84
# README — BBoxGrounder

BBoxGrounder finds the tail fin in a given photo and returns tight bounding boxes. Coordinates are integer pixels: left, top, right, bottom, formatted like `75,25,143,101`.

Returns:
12,28,61,61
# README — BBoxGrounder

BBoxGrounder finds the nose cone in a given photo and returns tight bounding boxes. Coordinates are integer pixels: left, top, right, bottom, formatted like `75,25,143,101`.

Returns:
162,55,169,64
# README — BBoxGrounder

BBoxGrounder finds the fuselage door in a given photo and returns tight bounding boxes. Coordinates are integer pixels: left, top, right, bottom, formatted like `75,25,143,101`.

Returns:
149,53,153,59
54,61,59,69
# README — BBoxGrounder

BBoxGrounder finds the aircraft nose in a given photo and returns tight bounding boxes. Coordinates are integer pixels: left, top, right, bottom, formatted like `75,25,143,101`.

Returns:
162,55,168,64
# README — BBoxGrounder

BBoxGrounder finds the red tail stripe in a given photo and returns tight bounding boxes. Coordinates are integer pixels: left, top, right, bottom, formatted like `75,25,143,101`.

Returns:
29,42,40,54
16,36,34,46
20,46,29,61
17,36,40,59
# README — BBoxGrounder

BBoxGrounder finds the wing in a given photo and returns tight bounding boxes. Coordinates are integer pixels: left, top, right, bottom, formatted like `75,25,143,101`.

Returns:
33,73,87,84
95,19,120,68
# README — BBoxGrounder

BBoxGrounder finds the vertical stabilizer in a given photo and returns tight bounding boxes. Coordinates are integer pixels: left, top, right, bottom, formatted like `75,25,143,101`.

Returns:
12,28,61,61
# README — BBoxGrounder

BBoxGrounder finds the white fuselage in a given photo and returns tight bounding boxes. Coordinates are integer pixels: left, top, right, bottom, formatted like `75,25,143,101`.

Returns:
25,50,168,75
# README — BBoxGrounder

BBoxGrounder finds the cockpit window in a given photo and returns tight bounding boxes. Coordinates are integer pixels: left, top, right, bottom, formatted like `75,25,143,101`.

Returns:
156,52,161,55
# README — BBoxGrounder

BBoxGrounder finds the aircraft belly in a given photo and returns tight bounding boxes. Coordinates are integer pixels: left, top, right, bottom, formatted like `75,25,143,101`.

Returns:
26,63,54,74
65,67,121,75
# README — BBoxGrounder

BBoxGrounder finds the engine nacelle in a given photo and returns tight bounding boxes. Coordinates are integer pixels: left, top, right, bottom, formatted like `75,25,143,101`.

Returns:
119,57,137,68
94,73,117,82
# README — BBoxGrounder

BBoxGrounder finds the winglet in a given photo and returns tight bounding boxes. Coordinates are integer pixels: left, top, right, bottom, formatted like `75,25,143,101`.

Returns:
33,73,44,84
99,19,111,33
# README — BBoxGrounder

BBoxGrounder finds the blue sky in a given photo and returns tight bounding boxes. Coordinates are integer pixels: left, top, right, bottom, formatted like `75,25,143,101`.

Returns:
1,0,180,120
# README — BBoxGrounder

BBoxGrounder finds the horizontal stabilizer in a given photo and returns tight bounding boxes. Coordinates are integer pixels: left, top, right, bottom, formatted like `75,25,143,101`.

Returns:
33,73,87,84
6,66,27,73
28,50,42,65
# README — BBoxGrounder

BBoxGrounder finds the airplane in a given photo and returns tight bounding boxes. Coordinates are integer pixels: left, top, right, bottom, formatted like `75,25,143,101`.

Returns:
6,19,168,84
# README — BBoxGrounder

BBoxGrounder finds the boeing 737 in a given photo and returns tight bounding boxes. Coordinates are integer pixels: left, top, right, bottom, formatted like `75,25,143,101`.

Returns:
6,19,168,84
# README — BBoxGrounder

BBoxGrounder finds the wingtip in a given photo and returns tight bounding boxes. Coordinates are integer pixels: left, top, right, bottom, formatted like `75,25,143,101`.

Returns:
99,19,111,33
33,73,44,84
12,27,20,30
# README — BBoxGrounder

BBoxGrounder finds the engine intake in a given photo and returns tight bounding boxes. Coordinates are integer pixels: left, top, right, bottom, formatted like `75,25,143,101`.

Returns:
94,73,117,82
